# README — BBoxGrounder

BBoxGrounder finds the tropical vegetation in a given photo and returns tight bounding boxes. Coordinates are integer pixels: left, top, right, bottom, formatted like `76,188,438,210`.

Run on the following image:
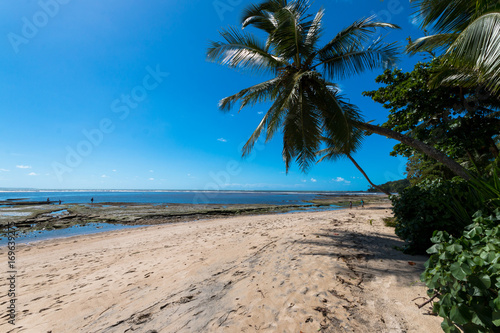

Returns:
408,0,500,96
422,211,500,332
367,178,410,193
364,59,500,184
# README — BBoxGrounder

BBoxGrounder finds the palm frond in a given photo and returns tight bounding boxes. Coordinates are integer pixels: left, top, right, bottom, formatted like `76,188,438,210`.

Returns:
241,72,299,156
269,3,309,64
318,38,400,80
311,16,400,66
303,8,324,53
410,0,499,33
406,33,458,55
282,83,322,172
241,0,286,32
207,26,287,74
304,74,362,146
218,77,281,112
432,13,500,95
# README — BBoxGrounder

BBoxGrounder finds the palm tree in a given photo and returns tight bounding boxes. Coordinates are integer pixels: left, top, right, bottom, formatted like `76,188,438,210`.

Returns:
407,0,500,95
207,0,471,179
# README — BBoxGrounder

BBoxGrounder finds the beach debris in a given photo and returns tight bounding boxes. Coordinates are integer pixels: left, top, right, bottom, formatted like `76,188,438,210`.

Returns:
408,261,416,266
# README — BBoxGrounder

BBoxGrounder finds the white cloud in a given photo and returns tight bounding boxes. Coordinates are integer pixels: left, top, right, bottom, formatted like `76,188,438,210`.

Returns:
28,172,38,176
310,178,317,183
149,178,155,181
149,170,154,173
16,165,31,169
257,111,264,115
332,177,351,184
101,174,108,178
302,179,307,183
0,168,9,172
217,138,227,143
112,169,117,172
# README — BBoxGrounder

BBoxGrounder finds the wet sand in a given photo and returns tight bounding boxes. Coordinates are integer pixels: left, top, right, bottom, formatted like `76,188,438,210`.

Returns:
0,203,441,332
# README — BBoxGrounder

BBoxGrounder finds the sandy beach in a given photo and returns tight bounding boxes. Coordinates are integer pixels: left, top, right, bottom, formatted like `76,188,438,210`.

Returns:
1,203,442,332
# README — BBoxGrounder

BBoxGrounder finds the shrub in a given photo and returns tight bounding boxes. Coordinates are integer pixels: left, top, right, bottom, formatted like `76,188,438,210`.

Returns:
422,211,500,332
392,179,481,254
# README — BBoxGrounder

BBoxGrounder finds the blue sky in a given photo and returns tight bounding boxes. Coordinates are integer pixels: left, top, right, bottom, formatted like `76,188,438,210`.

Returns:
0,0,427,191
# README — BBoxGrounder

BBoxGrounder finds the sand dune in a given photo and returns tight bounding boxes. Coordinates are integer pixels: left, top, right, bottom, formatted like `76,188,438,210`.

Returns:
0,204,442,332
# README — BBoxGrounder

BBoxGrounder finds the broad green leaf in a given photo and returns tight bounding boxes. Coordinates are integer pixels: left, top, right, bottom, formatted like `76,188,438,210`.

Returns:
450,262,471,281
450,304,472,325
493,310,500,327
446,244,463,253
441,317,460,333
427,244,442,254
469,274,491,289
493,296,500,311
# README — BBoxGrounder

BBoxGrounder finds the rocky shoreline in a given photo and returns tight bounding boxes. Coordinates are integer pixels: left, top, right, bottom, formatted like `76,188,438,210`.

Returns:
0,194,388,238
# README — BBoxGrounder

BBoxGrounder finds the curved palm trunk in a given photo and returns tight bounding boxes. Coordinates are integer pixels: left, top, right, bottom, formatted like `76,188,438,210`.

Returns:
346,154,392,196
357,122,471,180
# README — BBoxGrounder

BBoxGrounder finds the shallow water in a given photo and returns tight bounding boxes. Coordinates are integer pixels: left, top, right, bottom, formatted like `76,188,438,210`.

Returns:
0,223,148,246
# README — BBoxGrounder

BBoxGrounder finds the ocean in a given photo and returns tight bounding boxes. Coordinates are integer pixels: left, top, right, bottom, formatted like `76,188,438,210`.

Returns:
0,190,374,206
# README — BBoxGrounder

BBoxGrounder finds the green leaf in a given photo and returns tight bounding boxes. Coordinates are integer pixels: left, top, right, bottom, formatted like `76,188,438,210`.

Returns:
493,296,500,311
450,262,467,281
450,304,473,325
446,244,463,253
469,274,491,289
441,317,460,333
493,310,500,327
427,244,442,254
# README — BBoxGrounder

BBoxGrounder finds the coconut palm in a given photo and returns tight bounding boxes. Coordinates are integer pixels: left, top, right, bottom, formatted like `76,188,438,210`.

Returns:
207,0,471,179
407,0,500,95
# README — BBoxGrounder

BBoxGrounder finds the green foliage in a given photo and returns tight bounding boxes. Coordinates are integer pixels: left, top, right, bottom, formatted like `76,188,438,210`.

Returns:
363,59,499,185
363,59,500,166
408,0,500,96
406,155,458,185
392,178,481,253
367,178,410,193
422,211,500,332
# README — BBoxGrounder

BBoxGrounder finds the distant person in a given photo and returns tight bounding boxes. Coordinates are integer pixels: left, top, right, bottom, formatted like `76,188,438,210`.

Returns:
360,199,364,208
47,198,50,203
349,201,352,209
59,200,61,205
91,197,94,204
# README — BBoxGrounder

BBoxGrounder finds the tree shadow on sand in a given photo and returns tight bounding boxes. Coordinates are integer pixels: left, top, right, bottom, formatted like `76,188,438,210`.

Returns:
296,226,431,284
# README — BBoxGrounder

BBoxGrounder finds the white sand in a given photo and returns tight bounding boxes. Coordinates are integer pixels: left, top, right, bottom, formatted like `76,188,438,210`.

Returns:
0,203,442,332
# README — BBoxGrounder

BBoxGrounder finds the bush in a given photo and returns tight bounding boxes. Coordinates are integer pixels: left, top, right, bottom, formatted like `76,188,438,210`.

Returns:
392,179,482,254
422,211,500,332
